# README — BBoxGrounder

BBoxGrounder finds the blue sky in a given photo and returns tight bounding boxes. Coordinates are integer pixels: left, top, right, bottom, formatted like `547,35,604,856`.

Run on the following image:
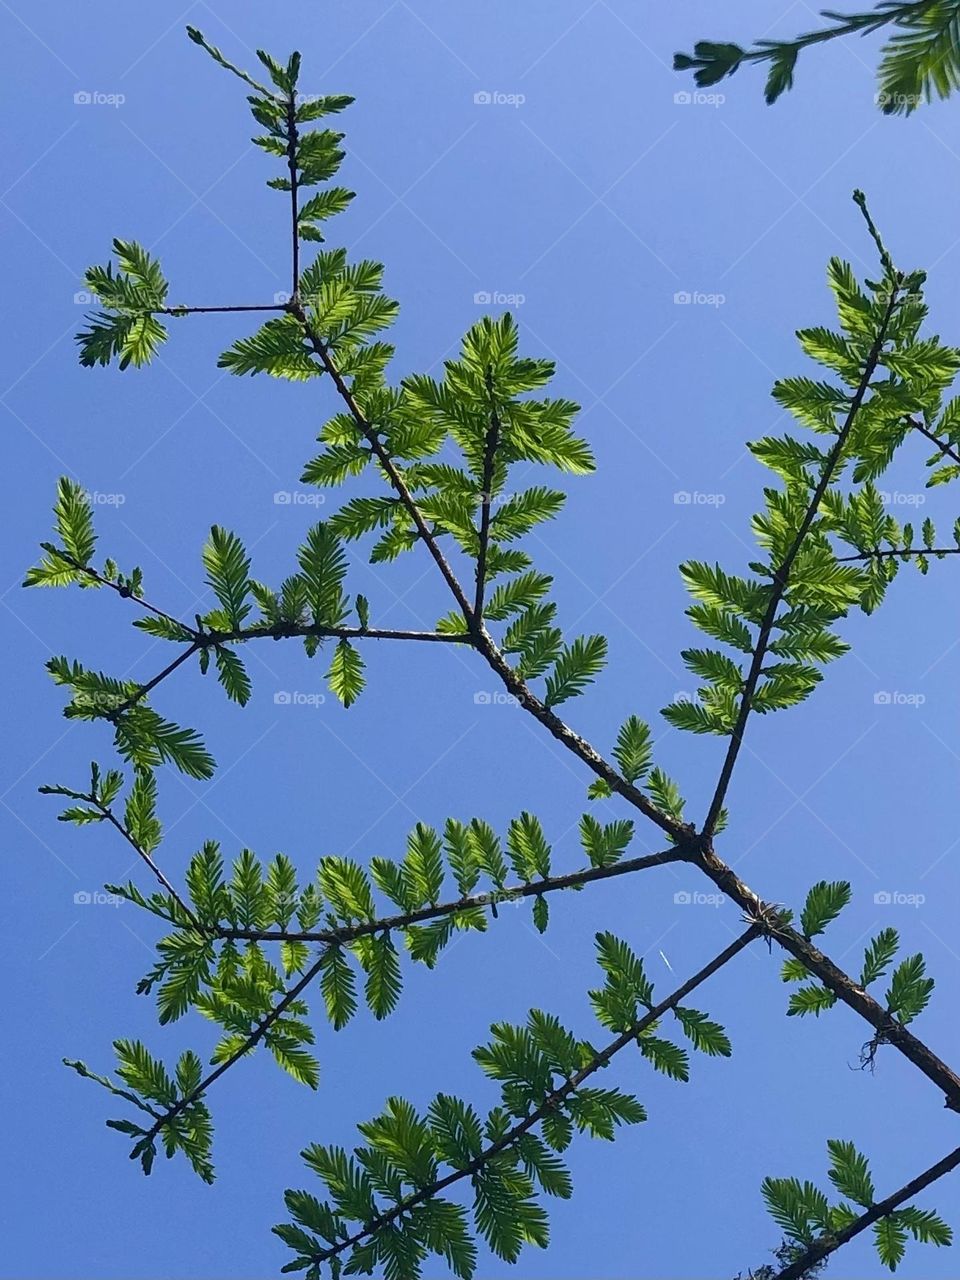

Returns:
3,2,960,1277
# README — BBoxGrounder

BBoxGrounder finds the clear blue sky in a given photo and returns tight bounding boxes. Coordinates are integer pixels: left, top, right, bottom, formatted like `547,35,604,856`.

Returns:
3,3,960,1277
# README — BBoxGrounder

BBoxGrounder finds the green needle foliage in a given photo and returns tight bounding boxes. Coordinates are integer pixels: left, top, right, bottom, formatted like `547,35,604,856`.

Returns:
674,2,960,113
763,1141,951,1271
27,28,960,1279
780,881,938,1034
273,933,731,1279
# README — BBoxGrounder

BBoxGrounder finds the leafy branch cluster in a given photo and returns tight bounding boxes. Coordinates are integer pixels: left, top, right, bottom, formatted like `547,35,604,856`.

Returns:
28,28,960,1280
275,929,740,1280
675,2,960,113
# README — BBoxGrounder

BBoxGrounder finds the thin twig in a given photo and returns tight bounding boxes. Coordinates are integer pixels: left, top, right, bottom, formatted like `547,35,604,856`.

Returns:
212,622,470,645
45,548,200,636
840,546,960,562
212,846,688,942
908,415,960,467
101,626,469,717
285,93,300,299
474,369,501,618
96,804,200,928
97,792,685,946
291,307,478,626
106,643,200,718
702,278,903,838
155,304,289,316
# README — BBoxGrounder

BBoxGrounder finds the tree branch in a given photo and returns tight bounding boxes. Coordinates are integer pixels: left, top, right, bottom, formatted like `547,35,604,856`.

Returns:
908,414,960,466
282,298,960,1112
213,622,470,645
692,841,960,1112
56,546,470,650
140,868,709,1147
474,625,692,839
772,1143,960,1280
291,306,479,627
457,621,960,1111
140,947,329,1148
212,845,688,943
702,277,903,838
91,783,686,947
99,625,469,718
